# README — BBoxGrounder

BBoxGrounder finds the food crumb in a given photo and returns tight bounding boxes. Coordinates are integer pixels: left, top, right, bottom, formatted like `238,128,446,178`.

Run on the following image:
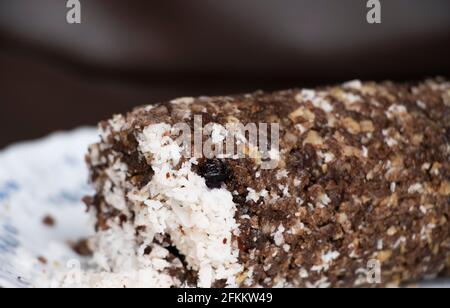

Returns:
70,239,93,257
37,256,47,265
42,215,56,227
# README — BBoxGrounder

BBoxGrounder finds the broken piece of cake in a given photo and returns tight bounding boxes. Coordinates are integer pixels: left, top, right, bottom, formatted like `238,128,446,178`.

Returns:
84,78,450,288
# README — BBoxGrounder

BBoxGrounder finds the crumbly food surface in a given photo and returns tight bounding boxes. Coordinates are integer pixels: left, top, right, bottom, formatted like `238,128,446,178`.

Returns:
85,78,450,288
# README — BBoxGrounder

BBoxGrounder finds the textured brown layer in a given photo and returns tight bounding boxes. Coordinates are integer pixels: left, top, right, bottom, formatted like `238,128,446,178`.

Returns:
86,78,450,287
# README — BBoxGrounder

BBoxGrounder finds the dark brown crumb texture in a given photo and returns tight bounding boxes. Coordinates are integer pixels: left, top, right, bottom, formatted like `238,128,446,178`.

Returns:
86,78,450,288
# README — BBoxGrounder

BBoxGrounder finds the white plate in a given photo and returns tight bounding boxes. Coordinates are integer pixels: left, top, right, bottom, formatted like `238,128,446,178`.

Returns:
0,128,98,288
0,128,448,288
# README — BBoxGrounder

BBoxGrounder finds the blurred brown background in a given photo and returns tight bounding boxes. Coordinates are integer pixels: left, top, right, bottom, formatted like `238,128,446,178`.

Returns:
1,0,449,149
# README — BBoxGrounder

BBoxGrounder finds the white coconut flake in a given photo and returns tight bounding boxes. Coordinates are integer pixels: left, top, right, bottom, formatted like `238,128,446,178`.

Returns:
362,146,369,158
211,124,228,144
343,80,362,90
137,124,182,166
390,182,396,193
273,225,285,246
171,97,194,105
318,192,331,207
318,151,335,163
299,268,309,278
382,129,399,147
393,236,406,249
416,100,427,109
311,250,340,273
408,183,424,194
137,124,242,287
108,114,127,133
377,239,384,250
306,277,331,288
295,124,308,135
296,89,316,102
295,90,333,112
312,97,334,113
246,188,268,203
420,206,427,214
51,214,186,288
87,122,243,288
386,104,407,119
343,93,362,104
276,169,289,180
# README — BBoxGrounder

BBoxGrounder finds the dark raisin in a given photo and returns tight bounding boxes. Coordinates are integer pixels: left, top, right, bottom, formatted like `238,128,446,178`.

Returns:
197,159,230,189
143,246,152,255
119,214,128,226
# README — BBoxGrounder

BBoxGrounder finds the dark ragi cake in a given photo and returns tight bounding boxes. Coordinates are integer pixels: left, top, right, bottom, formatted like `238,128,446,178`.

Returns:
83,78,450,288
